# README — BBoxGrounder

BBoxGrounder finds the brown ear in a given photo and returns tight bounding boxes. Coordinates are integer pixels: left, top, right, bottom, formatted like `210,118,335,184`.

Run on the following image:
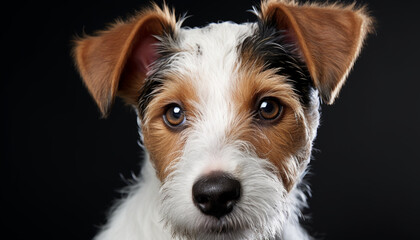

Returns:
73,5,177,116
261,0,373,104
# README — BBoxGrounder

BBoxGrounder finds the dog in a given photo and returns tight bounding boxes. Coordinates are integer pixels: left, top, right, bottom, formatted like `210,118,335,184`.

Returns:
73,0,372,239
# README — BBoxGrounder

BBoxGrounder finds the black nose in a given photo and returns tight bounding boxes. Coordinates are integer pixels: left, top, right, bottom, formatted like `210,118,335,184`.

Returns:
192,171,241,219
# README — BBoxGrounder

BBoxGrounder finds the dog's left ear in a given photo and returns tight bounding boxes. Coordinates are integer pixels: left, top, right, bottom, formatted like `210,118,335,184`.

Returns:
261,0,373,104
73,5,177,116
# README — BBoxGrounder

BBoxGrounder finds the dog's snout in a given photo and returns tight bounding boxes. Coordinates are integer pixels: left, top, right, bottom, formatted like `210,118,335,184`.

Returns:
192,171,241,219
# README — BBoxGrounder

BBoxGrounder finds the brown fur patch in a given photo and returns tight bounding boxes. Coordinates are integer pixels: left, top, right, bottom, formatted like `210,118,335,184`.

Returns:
232,59,310,191
141,74,199,181
260,0,373,104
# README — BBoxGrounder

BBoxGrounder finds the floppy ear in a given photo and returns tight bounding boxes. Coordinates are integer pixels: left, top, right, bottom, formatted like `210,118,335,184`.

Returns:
73,5,177,116
260,0,373,104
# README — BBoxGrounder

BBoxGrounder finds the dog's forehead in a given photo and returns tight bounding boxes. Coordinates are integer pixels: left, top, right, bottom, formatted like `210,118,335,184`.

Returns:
174,22,255,96
177,22,253,53
176,22,254,68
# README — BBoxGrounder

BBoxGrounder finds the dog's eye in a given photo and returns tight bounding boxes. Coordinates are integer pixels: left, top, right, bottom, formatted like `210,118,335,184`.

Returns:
258,97,283,121
163,104,186,128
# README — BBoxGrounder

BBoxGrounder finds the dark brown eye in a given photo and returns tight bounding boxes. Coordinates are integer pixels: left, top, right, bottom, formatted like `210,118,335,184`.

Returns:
163,104,186,128
258,97,282,121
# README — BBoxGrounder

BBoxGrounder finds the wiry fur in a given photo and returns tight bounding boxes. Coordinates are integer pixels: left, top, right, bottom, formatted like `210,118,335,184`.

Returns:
73,1,372,240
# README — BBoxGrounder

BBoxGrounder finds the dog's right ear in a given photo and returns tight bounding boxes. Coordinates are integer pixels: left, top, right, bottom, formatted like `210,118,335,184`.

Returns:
73,5,177,117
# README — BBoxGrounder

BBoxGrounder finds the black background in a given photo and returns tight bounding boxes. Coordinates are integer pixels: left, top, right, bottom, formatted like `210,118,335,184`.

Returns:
2,0,419,239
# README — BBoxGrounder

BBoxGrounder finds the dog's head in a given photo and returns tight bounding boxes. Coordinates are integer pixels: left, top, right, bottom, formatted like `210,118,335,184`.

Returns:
74,0,372,238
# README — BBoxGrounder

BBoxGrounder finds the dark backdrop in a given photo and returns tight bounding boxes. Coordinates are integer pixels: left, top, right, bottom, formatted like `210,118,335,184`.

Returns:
2,0,419,239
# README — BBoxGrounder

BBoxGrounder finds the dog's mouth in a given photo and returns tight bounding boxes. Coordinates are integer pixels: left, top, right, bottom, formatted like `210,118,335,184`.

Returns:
166,214,250,239
196,213,249,235
203,218,234,233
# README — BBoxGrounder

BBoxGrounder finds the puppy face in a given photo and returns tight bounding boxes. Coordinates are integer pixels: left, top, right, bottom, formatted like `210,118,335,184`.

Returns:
73,1,372,239
139,23,315,238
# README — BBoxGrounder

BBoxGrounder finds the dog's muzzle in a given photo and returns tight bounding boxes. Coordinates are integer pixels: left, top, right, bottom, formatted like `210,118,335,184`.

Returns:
192,171,241,219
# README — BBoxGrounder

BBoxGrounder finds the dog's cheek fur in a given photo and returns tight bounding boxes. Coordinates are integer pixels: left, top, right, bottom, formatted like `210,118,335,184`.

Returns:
141,74,198,182
142,121,183,182
232,63,309,191
255,107,309,191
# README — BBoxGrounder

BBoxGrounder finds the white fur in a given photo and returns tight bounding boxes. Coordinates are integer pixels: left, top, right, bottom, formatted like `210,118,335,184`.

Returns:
94,155,171,240
95,22,317,240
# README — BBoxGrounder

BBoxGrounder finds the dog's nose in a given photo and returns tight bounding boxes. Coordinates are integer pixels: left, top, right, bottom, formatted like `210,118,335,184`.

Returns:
192,171,241,219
